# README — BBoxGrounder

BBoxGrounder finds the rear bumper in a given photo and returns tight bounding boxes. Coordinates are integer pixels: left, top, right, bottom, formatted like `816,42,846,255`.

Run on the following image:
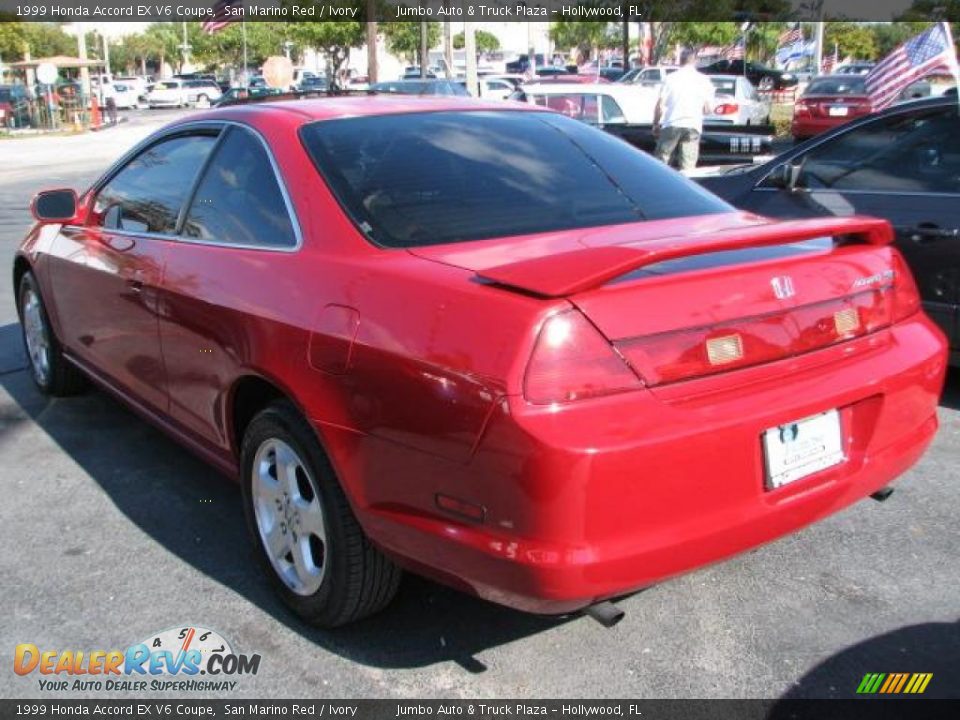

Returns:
358,316,946,614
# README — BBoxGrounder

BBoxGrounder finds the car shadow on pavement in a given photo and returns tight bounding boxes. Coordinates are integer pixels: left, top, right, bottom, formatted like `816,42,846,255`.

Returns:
0,325,572,673
767,619,960,705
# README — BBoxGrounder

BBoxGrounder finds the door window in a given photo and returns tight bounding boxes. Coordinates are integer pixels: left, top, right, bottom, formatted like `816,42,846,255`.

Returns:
763,108,960,194
181,127,298,248
93,133,218,234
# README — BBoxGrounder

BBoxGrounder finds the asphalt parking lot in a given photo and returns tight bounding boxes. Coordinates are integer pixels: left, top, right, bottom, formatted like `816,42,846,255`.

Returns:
1,110,957,700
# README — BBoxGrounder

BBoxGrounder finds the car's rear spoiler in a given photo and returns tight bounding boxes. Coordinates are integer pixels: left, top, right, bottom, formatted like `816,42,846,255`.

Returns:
477,216,893,298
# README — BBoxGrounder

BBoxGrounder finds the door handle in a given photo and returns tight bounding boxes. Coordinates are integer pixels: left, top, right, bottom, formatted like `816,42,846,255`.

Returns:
127,279,144,293
901,224,958,243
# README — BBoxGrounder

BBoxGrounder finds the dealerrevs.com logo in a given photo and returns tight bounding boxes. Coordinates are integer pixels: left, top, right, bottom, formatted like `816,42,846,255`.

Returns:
14,626,261,693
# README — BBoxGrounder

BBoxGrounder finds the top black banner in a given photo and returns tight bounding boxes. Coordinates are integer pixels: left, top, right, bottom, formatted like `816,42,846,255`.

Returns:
0,0,957,23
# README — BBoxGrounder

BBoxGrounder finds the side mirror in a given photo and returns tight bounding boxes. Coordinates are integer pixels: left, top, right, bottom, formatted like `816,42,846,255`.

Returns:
768,163,802,192
31,189,78,223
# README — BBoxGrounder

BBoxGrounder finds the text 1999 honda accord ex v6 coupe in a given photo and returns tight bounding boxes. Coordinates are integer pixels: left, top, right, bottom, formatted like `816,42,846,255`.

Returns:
15,98,947,627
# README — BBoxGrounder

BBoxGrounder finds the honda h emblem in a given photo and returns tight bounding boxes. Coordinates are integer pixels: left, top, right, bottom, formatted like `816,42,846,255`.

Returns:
771,276,795,300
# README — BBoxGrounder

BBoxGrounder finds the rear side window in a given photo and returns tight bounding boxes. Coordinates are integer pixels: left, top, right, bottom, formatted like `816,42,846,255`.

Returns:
182,127,298,248
300,110,730,248
804,78,866,95
94,134,217,234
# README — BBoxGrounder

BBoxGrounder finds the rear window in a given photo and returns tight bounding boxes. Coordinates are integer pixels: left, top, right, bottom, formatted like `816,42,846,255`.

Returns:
710,78,737,95
805,77,866,95
300,110,731,248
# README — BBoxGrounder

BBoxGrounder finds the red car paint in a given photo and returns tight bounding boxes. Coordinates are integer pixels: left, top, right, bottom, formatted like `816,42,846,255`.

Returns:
17,97,946,614
791,93,873,140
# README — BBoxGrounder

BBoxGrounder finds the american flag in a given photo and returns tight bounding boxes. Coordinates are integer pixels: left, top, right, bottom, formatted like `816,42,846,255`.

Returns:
865,22,959,110
778,25,803,48
202,0,243,34
724,38,745,61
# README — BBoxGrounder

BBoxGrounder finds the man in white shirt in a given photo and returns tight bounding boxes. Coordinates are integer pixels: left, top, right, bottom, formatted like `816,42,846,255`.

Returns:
653,49,716,171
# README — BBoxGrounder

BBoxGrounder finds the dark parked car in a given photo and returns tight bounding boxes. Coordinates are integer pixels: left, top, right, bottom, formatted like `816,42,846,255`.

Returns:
791,75,873,140
298,75,329,93
506,53,546,73
213,87,285,107
369,79,469,96
700,59,798,91
697,96,960,364
598,67,626,82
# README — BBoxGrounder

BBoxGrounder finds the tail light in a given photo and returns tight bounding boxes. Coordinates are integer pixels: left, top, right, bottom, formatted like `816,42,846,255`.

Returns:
892,253,922,322
794,101,810,116
524,310,642,405
714,103,739,115
619,273,916,387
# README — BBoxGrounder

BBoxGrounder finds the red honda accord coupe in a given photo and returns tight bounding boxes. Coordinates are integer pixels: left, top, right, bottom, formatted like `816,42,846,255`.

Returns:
15,97,946,627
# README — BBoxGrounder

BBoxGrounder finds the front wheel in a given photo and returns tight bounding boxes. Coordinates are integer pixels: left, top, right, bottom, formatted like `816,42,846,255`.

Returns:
240,401,401,627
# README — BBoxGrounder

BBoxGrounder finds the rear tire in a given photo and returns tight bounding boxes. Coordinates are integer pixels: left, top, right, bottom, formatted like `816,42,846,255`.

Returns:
240,400,401,627
17,271,85,396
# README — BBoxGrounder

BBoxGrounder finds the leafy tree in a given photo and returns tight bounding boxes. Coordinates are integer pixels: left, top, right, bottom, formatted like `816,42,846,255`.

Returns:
192,22,292,71
143,23,182,74
382,21,441,64
871,21,936,56
2,22,75,61
896,1,960,21
549,21,618,61
285,0,365,85
453,29,500,52
666,22,739,50
824,22,877,61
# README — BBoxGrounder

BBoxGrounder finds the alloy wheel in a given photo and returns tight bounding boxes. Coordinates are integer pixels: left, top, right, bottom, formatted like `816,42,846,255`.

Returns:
252,438,328,596
22,287,51,387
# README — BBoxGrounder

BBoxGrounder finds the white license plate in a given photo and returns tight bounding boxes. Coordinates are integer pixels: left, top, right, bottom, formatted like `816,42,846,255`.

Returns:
828,106,849,117
763,410,845,489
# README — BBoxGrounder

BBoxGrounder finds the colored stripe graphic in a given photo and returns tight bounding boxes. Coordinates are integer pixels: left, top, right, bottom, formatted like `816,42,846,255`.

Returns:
857,672,932,694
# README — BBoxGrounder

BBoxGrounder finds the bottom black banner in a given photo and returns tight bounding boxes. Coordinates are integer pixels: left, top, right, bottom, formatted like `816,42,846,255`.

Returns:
3,699,959,720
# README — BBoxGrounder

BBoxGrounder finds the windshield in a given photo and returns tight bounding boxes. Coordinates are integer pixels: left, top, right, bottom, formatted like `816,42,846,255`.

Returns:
805,77,866,95
300,110,730,248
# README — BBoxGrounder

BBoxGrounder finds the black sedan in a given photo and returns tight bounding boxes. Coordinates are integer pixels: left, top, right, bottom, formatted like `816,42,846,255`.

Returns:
700,60,798,91
696,97,960,364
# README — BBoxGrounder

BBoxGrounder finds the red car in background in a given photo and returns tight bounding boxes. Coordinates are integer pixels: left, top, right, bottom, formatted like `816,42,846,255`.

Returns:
16,97,946,627
792,75,873,140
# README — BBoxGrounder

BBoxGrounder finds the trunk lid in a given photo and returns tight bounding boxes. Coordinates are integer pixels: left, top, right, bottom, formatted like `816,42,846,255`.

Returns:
411,213,903,386
801,94,872,118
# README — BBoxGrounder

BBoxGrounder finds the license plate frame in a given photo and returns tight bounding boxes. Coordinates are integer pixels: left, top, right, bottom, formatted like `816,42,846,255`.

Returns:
763,409,845,490
828,106,849,117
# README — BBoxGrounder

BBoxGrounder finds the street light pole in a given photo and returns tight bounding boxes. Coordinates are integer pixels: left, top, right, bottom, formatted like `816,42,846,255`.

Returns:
76,22,91,101
179,21,191,73
420,21,429,78
101,31,111,77
464,21,477,96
